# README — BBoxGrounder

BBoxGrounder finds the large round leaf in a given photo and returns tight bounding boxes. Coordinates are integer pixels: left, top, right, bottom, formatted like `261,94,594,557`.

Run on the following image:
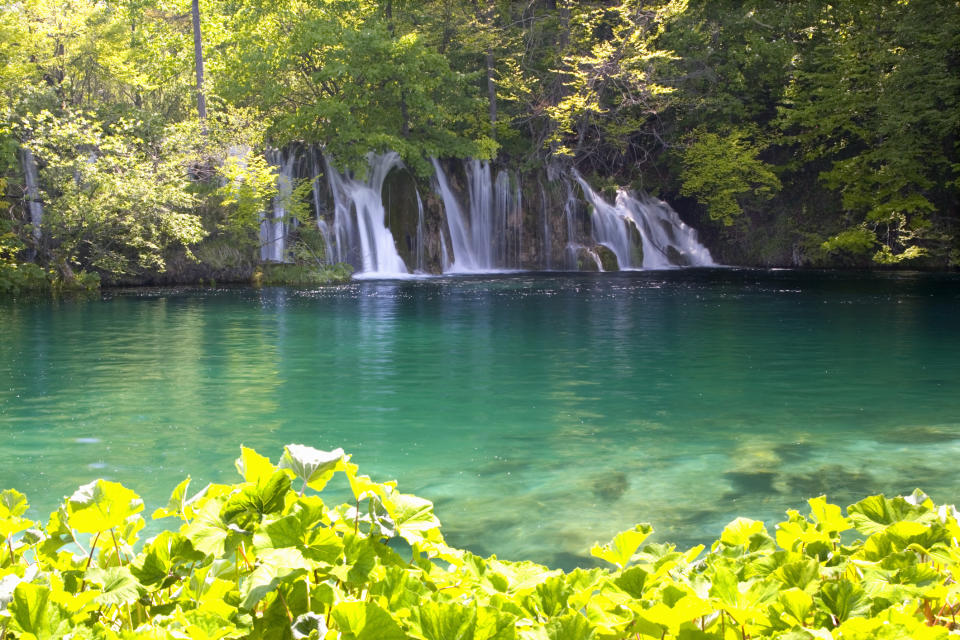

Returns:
66,479,143,534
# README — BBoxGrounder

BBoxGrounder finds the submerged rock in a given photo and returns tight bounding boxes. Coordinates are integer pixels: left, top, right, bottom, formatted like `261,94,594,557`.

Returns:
787,465,874,502
724,470,779,495
875,425,960,444
591,471,629,501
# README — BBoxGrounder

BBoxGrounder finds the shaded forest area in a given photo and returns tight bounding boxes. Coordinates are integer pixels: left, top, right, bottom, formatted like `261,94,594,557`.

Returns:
1,0,958,289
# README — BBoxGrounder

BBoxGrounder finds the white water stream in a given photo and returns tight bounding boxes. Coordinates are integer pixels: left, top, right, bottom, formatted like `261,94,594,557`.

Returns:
260,149,296,263
327,152,409,277
574,172,714,269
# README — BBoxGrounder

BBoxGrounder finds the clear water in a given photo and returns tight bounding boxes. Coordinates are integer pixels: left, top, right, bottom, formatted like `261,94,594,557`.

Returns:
2,270,959,569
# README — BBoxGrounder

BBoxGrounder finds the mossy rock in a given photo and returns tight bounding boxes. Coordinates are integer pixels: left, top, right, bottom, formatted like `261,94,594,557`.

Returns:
625,220,644,267
595,245,619,271
666,245,688,266
575,247,601,272
382,168,422,271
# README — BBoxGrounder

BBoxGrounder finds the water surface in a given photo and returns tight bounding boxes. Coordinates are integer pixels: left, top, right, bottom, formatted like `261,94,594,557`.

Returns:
2,270,959,567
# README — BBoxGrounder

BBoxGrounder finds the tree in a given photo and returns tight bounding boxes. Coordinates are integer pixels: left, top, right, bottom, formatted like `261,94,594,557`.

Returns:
211,0,495,175
780,0,960,263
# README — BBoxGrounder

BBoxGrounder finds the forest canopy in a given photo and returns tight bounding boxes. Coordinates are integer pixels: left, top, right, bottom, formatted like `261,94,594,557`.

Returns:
1,0,958,286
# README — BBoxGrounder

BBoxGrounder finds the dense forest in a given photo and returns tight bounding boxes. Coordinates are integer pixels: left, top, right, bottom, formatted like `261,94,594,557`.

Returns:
1,0,958,289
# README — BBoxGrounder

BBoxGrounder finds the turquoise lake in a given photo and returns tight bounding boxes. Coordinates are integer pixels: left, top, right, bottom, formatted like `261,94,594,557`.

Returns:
2,269,959,568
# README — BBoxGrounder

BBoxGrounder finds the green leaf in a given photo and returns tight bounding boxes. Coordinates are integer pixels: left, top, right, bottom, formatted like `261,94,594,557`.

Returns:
240,548,309,610
330,533,377,588
66,479,144,534
132,531,203,587
278,444,344,492
808,496,850,536
151,476,192,520
292,612,329,639
720,517,767,547
846,495,932,535
8,582,69,639
0,489,28,518
476,606,517,640
818,580,869,623
84,566,142,607
774,559,821,592
331,601,407,640
236,446,277,484
184,498,234,557
414,600,478,640
386,493,441,545
613,566,649,598
253,512,343,565
181,609,241,640
590,524,653,568
221,470,292,526
779,587,814,625
546,612,594,640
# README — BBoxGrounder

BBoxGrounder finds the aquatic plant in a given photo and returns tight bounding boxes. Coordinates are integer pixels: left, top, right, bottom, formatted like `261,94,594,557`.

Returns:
0,444,957,639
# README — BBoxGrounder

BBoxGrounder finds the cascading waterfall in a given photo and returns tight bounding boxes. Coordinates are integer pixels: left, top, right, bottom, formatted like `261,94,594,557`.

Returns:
431,158,477,272
252,147,715,276
327,152,408,277
622,192,715,268
574,172,714,269
431,158,523,273
21,148,43,254
260,149,296,263
467,159,494,268
561,178,585,270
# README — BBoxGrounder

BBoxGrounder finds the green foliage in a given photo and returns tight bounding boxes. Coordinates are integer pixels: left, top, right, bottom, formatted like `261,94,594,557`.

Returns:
0,220,100,295
18,110,205,276
678,127,781,225
2,445,960,639
821,228,877,261
213,0,495,176
778,0,960,262
545,1,685,173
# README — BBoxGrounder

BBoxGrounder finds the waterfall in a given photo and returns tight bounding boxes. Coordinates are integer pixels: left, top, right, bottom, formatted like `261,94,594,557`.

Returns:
327,152,408,277
431,158,523,273
21,148,43,255
574,173,714,269
431,158,477,271
414,190,425,273
561,178,582,270
260,149,296,263
307,147,335,265
247,148,715,275
621,192,715,268
540,184,552,270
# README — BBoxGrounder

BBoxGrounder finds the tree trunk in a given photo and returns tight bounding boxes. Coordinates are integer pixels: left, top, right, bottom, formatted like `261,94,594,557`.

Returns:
484,2,497,138
191,0,207,122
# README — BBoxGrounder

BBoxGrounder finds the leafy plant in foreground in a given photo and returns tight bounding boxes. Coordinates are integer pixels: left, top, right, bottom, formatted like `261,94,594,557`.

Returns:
0,444,958,639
